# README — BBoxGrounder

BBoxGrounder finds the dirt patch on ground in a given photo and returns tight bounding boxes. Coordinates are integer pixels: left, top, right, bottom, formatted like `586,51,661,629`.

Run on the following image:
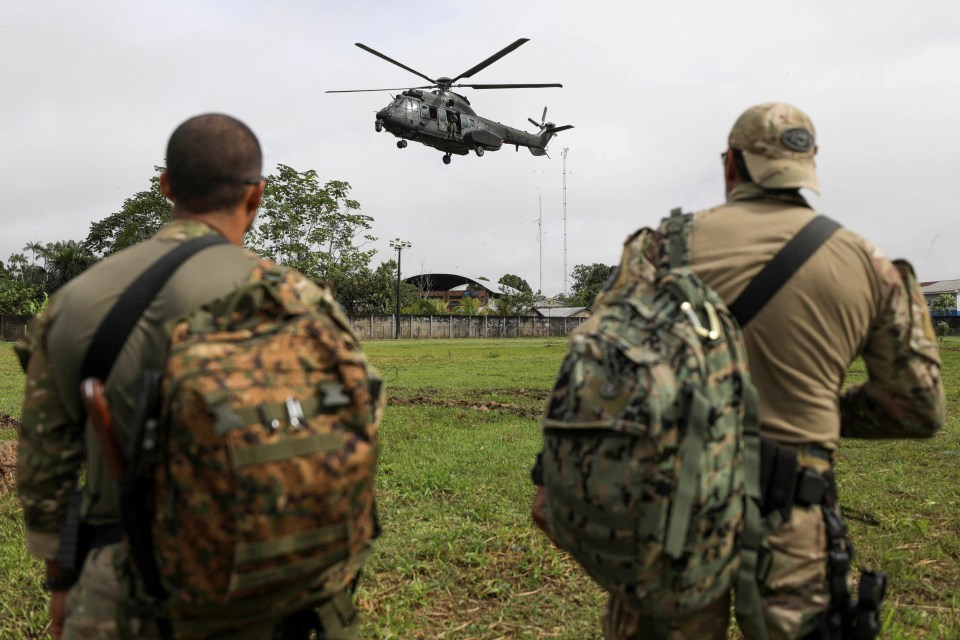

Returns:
388,395,543,420
0,440,16,497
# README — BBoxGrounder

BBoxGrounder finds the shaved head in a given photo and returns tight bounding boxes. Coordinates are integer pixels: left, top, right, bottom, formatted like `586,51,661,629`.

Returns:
165,113,262,212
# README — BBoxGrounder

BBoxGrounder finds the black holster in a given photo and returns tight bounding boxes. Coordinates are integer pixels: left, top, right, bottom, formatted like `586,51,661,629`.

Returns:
761,438,887,640
53,490,123,590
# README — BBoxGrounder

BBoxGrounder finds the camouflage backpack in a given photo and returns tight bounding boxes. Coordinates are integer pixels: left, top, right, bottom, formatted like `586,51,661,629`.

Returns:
120,264,383,638
540,210,758,617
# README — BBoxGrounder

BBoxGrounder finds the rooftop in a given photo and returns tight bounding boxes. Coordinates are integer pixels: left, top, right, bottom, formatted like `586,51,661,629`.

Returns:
922,280,960,294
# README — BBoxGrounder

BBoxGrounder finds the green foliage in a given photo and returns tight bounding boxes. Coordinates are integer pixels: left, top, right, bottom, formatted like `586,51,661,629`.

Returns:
937,321,951,340
494,288,544,317
402,297,448,316
84,168,172,257
455,296,482,316
497,273,532,294
334,260,406,316
0,281,45,316
246,166,375,285
0,239,92,313
569,263,615,307
929,294,955,341
38,240,96,293
928,293,955,316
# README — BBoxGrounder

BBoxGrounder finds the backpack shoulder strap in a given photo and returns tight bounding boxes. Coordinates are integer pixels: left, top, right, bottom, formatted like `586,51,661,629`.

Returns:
728,215,841,327
80,235,228,382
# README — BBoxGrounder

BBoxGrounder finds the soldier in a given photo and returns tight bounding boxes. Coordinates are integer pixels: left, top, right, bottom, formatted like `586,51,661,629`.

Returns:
16,114,376,639
617,103,942,639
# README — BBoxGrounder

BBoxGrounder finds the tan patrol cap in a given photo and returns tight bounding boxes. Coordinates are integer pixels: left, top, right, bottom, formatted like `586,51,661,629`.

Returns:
728,102,819,194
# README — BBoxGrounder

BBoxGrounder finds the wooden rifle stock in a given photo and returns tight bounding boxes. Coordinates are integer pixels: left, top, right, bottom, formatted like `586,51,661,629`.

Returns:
80,378,127,482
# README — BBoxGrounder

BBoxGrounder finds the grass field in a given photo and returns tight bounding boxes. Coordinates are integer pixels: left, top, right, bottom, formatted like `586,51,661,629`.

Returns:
0,338,958,638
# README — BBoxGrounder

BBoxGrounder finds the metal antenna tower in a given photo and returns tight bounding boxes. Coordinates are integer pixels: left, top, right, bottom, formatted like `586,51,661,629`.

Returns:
562,147,569,296
538,192,543,294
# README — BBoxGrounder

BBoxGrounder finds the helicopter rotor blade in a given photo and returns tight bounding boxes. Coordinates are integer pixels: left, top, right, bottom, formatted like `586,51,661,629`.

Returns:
355,43,436,84
450,38,529,83
547,125,574,133
326,86,433,93
542,106,548,124
528,118,541,128
457,83,563,90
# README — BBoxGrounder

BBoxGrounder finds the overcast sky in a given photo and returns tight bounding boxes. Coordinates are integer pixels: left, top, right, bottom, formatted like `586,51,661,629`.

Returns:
2,1,958,296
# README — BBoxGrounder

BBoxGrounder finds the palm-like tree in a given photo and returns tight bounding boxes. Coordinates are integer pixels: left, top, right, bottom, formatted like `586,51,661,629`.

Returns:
41,240,95,293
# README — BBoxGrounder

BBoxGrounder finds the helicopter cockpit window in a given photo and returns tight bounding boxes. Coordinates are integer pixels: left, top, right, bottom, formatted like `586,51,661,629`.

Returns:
420,105,430,119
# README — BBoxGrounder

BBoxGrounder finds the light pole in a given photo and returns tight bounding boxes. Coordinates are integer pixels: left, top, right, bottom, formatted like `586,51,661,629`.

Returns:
390,238,411,339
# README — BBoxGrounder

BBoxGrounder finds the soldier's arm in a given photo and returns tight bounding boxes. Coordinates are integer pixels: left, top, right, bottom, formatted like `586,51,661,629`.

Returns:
839,257,945,439
15,311,85,560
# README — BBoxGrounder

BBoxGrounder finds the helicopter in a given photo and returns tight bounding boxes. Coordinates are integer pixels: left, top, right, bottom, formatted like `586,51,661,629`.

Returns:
326,38,573,164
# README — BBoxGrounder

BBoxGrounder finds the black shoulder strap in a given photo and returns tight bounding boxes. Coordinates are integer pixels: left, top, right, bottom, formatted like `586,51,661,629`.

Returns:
80,235,228,382
729,215,841,327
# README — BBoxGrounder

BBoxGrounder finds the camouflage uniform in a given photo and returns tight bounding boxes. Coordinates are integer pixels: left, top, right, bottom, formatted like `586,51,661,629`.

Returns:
17,220,365,639
605,103,943,639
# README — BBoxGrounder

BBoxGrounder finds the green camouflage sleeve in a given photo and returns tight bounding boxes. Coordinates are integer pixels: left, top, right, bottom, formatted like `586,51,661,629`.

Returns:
16,304,85,559
839,253,945,438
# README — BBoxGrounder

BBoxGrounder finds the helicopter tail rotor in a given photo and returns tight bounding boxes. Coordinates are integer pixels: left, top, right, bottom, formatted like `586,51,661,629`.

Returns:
528,106,573,155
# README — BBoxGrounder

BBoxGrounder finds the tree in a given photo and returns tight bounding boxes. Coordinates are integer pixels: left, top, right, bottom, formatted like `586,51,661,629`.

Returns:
0,280,46,315
456,295,482,316
494,288,544,316
498,274,532,294
928,292,955,340
40,240,95,293
85,168,172,257
246,166,375,284
334,259,416,316
570,263,616,307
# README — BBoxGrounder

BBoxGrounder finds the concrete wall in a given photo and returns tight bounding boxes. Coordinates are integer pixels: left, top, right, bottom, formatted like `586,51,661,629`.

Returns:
347,314,586,340
1,314,586,343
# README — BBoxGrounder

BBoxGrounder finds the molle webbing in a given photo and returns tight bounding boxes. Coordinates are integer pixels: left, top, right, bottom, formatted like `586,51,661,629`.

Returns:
664,386,710,559
664,208,693,269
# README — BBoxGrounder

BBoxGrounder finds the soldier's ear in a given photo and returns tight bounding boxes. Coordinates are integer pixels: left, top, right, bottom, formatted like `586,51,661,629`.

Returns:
723,147,738,183
243,180,265,231
159,172,175,203
244,179,265,214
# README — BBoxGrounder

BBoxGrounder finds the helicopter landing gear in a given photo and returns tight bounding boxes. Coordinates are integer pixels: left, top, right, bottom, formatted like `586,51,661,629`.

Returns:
375,121,383,133
397,140,408,149
475,147,484,157
442,153,451,165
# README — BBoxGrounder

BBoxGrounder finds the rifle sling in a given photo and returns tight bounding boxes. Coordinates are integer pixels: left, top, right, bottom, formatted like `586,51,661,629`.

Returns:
80,235,228,382
728,215,841,327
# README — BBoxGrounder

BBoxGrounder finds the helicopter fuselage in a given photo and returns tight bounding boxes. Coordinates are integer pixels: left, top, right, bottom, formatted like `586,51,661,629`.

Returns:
375,89,549,157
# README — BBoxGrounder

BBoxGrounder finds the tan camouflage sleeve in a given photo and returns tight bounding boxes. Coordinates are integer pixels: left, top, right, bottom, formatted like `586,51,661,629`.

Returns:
839,254,945,438
15,306,85,559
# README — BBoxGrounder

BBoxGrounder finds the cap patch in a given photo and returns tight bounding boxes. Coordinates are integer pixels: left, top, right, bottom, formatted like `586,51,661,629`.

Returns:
780,128,814,152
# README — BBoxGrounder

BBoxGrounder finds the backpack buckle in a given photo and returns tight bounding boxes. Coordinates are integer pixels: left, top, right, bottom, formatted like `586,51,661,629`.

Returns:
680,300,721,341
